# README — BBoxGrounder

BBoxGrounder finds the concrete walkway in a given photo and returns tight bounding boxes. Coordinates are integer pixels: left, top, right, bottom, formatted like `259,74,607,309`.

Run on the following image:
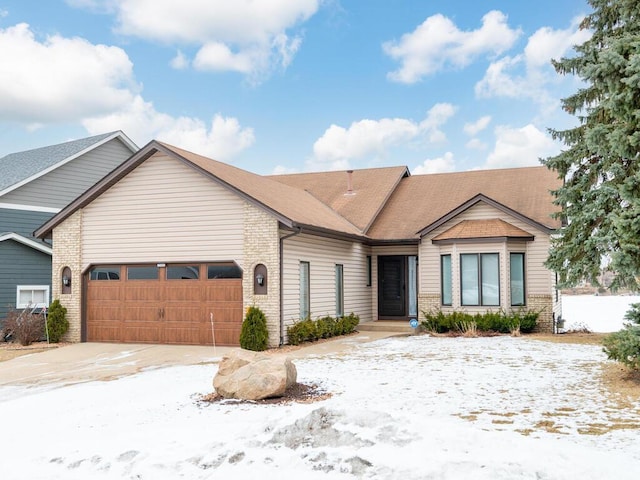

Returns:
0,330,403,387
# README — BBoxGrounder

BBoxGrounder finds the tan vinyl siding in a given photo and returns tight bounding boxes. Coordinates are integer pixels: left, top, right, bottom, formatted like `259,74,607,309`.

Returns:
82,153,244,267
420,202,554,309
2,139,133,209
281,233,372,333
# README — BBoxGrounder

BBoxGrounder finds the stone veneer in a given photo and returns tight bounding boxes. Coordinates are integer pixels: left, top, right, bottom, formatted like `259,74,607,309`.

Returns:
243,203,281,347
51,210,83,342
526,294,554,333
418,293,441,316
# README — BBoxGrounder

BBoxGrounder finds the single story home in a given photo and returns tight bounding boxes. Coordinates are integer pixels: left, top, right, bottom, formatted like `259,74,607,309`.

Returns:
35,141,562,346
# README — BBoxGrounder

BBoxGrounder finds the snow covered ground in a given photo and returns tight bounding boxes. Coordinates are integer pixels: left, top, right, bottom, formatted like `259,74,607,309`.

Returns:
562,294,640,332
3,328,640,479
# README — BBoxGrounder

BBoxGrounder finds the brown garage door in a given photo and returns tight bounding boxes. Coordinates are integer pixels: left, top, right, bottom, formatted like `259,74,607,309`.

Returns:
85,263,243,345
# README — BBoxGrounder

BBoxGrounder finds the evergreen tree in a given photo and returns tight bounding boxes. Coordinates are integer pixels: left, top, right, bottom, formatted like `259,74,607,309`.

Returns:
542,0,640,290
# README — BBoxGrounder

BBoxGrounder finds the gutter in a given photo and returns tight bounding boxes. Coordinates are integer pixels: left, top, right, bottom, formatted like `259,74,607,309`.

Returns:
279,227,303,346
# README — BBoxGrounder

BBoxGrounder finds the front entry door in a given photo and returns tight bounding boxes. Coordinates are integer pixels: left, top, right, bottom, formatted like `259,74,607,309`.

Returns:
378,256,406,317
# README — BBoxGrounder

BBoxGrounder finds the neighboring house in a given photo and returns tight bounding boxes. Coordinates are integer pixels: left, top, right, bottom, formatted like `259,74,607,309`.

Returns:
0,131,138,322
35,141,562,347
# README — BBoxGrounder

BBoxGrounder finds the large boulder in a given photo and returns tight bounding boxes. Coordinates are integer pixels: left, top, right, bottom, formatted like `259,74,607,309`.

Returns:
213,349,297,400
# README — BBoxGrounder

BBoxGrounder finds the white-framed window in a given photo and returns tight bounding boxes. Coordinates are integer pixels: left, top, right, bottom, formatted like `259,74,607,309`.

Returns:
299,261,310,319
335,264,344,318
16,285,50,309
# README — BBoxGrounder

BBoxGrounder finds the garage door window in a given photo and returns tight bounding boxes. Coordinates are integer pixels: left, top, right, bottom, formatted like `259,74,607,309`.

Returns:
167,265,200,280
207,263,242,279
127,266,159,280
89,267,120,280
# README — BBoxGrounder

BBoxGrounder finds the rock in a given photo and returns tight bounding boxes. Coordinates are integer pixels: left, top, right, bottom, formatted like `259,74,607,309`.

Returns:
213,350,297,400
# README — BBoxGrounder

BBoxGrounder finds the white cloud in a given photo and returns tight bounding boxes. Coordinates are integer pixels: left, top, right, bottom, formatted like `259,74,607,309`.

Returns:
88,0,319,81
413,152,456,175
524,16,591,68
466,138,487,150
310,103,456,170
464,116,491,136
0,9,8,17
383,10,521,83
475,16,590,108
170,50,189,70
83,96,255,160
484,124,559,169
271,164,299,175
0,23,137,123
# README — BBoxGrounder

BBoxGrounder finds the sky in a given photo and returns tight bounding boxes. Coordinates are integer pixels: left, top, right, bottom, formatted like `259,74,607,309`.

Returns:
0,0,592,175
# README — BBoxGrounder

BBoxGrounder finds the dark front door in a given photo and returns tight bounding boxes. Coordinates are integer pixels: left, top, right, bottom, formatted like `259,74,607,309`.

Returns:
378,256,406,317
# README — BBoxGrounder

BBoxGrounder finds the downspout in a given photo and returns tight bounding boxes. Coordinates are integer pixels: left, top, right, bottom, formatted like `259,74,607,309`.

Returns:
279,227,303,346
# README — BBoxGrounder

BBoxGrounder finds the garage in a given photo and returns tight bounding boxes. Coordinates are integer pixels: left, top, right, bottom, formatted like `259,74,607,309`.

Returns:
85,262,243,346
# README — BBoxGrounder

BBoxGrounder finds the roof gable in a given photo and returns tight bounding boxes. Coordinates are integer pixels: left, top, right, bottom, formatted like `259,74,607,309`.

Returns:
0,131,137,197
269,166,409,233
0,232,52,255
36,141,364,240
432,219,534,243
367,166,562,241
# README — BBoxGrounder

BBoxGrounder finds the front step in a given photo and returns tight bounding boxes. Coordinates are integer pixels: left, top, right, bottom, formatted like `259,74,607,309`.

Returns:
358,321,418,334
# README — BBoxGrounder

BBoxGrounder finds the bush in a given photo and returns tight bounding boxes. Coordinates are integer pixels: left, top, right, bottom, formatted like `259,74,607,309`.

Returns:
46,299,69,343
421,308,539,335
602,303,640,370
3,308,45,346
239,306,269,351
287,313,360,345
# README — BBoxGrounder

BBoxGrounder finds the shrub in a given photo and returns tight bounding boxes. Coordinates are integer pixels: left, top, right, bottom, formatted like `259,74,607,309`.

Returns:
46,299,69,343
287,313,359,345
421,308,539,335
3,308,45,346
239,306,269,351
602,303,640,370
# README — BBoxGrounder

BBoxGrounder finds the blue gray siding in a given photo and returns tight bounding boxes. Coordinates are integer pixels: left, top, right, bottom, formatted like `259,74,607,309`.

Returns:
0,208,53,238
1,138,133,209
0,239,51,322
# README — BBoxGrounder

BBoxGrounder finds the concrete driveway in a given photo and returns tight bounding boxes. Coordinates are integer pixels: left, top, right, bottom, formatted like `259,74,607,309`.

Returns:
0,331,399,387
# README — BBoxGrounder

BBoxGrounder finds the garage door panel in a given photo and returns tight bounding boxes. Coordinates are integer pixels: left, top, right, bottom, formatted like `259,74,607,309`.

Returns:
87,263,243,346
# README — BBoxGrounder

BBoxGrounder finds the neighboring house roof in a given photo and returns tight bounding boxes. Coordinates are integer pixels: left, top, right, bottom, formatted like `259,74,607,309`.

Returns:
269,166,409,233
0,131,137,197
35,141,563,244
0,232,52,255
367,167,562,241
432,219,535,243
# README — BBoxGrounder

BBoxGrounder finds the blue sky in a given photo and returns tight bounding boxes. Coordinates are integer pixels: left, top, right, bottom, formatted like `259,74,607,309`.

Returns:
0,0,590,175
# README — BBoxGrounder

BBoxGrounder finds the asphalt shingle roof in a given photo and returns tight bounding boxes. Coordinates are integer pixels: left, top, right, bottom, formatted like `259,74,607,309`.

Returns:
0,132,117,192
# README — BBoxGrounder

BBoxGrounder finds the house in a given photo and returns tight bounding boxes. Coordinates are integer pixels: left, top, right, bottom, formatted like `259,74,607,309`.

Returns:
0,131,138,322
35,141,562,347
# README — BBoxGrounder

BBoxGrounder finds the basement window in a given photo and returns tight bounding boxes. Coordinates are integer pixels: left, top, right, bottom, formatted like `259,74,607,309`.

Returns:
16,285,50,309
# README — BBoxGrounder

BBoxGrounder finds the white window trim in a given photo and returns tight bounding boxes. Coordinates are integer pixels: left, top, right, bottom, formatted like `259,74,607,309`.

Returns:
16,285,50,309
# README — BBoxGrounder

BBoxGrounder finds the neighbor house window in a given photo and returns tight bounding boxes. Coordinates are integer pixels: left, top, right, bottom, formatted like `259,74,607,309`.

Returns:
510,253,526,306
300,261,310,319
335,264,344,317
441,255,452,306
16,285,50,309
460,253,500,306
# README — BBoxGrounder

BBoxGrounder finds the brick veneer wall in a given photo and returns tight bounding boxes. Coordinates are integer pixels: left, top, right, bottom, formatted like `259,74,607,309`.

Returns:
243,203,281,347
526,294,554,333
51,210,83,342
